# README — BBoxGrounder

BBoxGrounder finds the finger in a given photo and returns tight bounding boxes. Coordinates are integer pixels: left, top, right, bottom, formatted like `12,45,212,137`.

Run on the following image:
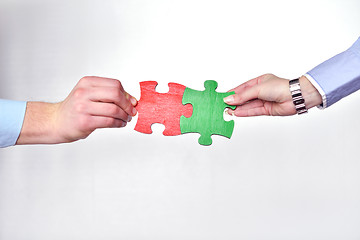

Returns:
88,86,136,116
81,77,138,108
225,75,269,105
88,116,127,129
80,76,125,90
235,106,269,117
124,92,138,107
227,101,270,117
226,99,266,116
224,84,261,106
238,99,265,110
84,102,131,122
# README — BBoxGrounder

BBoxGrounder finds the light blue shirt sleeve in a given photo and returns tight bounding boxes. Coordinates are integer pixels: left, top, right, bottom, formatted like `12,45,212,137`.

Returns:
304,37,360,108
0,99,27,148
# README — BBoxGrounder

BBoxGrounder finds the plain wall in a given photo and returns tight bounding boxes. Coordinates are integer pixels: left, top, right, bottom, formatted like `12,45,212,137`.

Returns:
1,0,360,239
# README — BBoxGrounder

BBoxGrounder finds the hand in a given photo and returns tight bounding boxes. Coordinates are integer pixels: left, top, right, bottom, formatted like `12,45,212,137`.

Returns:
224,74,323,117
16,76,137,145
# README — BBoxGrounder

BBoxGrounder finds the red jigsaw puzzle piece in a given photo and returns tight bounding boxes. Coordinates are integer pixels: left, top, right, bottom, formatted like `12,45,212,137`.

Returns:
135,81,193,136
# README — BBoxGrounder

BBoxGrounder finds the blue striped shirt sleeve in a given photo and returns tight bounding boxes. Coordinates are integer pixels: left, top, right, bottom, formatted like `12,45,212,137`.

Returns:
305,37,360,108
0,99,27,148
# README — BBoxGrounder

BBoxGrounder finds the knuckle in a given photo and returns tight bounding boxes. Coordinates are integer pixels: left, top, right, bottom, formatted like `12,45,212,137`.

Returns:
263,73,276,79
79,76,90,85
75,102,87,113
73,88,86,99
113,79,122,89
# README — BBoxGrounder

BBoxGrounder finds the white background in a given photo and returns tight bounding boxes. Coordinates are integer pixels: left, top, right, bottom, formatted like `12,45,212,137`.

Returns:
1,0,360,239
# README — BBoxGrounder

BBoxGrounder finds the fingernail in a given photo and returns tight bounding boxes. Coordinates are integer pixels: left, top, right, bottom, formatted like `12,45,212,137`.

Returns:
127,115,132,122
132,108,137,116
122,122,127,127
225,109,236,116
130,97,137,106
224,95,234,104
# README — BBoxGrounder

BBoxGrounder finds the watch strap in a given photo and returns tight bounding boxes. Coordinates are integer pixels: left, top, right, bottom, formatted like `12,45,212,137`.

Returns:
289,79,308,115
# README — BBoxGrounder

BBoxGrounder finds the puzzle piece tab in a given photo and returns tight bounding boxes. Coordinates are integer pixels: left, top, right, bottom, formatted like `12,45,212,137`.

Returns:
180,80,235,146
135,81,193,136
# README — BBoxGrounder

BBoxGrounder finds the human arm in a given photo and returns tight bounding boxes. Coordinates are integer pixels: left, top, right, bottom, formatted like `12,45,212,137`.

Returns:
305,37,360,108
224,74,322,116
12,76,137,145
225,37,360,116
0,99,27,147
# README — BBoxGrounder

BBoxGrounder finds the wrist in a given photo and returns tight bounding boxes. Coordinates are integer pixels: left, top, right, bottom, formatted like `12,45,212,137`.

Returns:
16,102,61,145
298,75,322,109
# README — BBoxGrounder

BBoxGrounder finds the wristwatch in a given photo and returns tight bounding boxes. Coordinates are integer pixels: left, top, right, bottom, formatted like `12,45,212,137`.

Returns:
289,78,308,115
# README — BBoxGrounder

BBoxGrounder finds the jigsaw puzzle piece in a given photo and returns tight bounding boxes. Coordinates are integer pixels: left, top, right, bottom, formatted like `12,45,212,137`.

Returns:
180,80,236,146
135,81,193,136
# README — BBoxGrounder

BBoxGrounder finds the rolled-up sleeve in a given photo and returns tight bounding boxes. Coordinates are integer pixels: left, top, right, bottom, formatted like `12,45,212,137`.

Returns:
305,37,360,109
0,99,27,148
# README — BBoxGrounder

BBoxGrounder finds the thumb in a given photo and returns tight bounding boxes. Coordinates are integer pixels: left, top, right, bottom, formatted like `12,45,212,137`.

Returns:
223,84,260,105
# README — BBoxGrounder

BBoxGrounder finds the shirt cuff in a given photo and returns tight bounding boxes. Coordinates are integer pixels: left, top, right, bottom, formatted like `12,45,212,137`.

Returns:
0,99,27,148
303,73,327,109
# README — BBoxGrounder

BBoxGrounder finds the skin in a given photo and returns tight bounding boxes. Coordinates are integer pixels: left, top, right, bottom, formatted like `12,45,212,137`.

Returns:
15,74,320,145
16,76,137,145
224,74,323,116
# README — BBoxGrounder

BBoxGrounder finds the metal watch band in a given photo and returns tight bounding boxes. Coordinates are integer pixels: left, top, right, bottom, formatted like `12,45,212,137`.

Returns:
289,78,308,115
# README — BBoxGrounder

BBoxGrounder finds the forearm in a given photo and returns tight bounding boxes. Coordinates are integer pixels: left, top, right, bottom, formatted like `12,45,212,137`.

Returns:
16,77,137,145
16,102,62,145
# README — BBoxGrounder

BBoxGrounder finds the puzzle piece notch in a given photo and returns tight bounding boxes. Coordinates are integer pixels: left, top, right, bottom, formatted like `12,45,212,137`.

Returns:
135,81,193,136
180,80,235,146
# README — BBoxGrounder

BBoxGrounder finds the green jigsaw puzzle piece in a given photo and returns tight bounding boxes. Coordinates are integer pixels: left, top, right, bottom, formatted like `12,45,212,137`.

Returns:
180,80,236,146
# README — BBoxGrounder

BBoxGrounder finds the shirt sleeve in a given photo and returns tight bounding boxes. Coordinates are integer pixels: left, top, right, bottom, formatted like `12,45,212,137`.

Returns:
0,99,27,148
304,37,360,109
